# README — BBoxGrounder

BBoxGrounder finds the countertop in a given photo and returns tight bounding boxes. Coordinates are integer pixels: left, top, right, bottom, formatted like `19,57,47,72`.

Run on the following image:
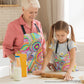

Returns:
0,71,84,84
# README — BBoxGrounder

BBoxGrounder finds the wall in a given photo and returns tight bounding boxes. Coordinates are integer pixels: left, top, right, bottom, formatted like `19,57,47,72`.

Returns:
0,0,41,41
38,0,65,39
0,0,63,41
0,7,22,41
37,0,52,39
68,0,84,66
0,0,21,41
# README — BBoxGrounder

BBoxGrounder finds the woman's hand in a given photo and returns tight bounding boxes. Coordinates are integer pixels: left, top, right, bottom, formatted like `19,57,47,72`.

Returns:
47,63,56,71
64,72,73,81
32,70,44,75
8,54,15,62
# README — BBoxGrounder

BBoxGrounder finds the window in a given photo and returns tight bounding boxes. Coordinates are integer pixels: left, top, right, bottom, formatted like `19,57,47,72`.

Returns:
64,0,84,42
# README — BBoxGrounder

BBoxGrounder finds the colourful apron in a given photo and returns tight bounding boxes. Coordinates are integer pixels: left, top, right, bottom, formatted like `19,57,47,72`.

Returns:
17,23,43,73
54,39,78,72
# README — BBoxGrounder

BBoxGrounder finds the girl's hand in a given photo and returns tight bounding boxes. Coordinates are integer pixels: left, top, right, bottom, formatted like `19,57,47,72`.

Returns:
47,63,56,71
32,70,44,75
64,72,73,81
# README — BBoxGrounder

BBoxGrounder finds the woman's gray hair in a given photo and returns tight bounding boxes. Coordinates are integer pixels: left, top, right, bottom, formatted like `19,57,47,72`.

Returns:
21,0,40,9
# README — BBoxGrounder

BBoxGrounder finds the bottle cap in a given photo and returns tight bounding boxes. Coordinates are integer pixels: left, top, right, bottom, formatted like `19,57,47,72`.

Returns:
15,56,20,58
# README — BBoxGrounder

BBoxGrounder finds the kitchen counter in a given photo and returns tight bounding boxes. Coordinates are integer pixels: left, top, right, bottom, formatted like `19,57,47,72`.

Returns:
0,71,84,84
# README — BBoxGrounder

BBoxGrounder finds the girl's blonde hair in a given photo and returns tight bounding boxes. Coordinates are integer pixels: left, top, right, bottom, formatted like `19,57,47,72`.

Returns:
47,21,75,52
21,0,40,10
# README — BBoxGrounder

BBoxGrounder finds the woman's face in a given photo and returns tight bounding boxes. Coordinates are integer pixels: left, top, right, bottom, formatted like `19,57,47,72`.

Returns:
22,7,38,22
55,30,69,43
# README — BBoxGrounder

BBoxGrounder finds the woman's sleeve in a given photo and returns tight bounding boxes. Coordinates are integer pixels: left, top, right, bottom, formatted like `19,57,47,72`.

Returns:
3,23,16,57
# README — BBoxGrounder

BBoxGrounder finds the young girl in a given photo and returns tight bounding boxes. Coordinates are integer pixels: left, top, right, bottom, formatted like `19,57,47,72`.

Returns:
33,21,78,80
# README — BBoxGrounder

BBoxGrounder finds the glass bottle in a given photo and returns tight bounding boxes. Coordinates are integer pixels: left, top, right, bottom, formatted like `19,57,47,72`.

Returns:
9,60,14,78
13,56,22,81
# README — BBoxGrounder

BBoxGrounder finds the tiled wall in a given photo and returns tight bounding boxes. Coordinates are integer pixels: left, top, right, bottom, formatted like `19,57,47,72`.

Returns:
76,43,84,66
0,0,51,41
0,6,22,41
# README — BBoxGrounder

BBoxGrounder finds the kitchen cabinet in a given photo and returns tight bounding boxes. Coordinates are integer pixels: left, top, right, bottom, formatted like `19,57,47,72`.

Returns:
0,0,20,7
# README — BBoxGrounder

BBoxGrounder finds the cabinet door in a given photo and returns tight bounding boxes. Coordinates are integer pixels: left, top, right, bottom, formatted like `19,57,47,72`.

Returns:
0,0,20,6
0,0,18,5
12,0,17,5
0,0,10,4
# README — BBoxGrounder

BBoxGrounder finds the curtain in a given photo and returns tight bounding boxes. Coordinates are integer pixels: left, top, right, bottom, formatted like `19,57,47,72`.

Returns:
37,0,65,40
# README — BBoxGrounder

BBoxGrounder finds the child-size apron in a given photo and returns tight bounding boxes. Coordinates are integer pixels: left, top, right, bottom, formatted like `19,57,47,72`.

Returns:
17,23,43,73
54,39,78,71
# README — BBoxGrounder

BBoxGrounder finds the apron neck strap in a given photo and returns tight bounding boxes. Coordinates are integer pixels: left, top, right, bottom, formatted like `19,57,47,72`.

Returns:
55,39,69,54
21,25,26,34
21,23,40,34
67,39,69,51
34,23,40,33
55,40,59,54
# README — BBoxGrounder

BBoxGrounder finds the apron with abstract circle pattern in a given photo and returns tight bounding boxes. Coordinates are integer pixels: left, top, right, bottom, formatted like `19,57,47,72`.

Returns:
17,23,43,73
54,39,78,72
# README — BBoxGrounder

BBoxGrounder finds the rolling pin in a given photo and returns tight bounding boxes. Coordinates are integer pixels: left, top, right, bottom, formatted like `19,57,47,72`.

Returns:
41,73,65,79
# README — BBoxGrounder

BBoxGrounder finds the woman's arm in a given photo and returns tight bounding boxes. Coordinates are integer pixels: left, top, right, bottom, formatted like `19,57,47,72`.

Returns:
3,23,16,59
8,54,15,62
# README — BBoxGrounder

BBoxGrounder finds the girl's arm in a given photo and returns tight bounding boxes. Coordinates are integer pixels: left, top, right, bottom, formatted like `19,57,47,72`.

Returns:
33,48,53,75
64,48,76,80
67,47,76,73
41,48,53,71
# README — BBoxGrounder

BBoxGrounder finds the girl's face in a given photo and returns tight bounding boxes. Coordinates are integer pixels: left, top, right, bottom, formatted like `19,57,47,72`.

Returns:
55,30,69,43
22,7,38,22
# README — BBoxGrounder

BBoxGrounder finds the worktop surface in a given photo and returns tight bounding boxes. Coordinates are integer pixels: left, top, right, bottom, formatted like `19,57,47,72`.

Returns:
0,71,84,84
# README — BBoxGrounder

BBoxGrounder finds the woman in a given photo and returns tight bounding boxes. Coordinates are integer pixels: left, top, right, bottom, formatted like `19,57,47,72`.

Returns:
3,0,46,73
